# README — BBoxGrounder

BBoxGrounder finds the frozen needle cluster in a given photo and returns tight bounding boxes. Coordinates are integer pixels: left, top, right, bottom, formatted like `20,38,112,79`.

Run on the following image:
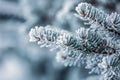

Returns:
29,2,120,80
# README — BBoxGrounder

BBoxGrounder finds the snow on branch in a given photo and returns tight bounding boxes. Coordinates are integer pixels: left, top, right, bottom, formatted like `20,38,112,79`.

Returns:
29,2,120,80
29,26,117,67
75,3,120,36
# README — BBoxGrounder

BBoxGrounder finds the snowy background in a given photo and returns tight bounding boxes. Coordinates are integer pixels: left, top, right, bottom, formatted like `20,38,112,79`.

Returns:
0,0,120,80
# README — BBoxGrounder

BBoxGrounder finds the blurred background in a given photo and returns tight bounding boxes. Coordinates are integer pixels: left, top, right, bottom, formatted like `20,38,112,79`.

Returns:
0,0,120,80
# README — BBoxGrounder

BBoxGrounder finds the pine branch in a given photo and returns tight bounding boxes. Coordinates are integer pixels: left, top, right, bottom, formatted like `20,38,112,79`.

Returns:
75,3,120,36
29,26,116,55
29,2,120,80
29,26,117,67
98,54,120,80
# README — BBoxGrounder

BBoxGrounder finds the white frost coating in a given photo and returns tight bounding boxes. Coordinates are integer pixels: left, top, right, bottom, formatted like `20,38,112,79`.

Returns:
75,3,88,15
29,2,120,80
98,57,108,69
29,26,40,42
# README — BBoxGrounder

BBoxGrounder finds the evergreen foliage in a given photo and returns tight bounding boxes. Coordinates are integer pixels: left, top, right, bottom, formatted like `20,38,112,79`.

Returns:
29,2,120,80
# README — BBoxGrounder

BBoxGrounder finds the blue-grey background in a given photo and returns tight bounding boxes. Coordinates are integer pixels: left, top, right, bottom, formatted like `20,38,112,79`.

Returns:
0,0,120,80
